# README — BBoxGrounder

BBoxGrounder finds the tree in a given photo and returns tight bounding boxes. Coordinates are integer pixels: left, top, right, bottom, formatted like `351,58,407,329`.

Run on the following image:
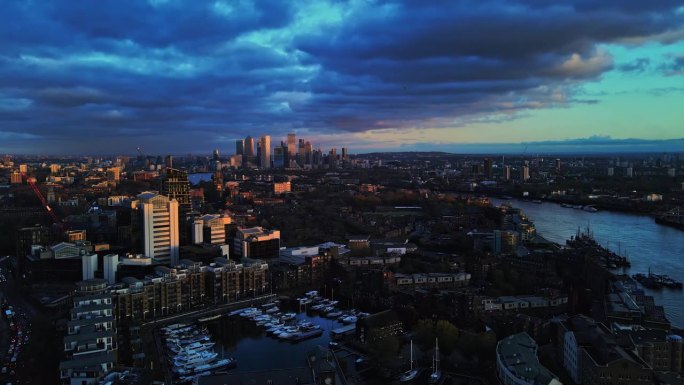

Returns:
414,319,436,347
435,320,460,353
368,333,400,364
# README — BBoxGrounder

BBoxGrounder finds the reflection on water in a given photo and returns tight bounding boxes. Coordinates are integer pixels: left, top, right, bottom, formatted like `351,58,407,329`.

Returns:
493,198,684,328
206,311,342,372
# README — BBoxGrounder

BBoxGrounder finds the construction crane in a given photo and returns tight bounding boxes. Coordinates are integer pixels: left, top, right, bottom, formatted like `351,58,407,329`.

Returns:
21,172,64,231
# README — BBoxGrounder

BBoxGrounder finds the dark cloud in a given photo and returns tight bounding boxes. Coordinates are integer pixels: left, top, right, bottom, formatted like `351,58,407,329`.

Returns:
660,55,684,76
0,0,682,153
618,57,651,73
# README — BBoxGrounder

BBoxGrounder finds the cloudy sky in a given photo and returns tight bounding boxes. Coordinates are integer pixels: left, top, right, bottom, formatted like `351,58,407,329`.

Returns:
1,0,683,154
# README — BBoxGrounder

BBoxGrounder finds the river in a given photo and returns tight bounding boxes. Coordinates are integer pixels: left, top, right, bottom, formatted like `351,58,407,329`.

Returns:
491,198,684,328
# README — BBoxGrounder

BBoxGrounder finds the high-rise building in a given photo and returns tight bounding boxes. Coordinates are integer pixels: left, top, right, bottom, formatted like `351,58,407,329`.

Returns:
555,158,561,173
298,139,306,166
165,155,173,168
287,133,296,165
82,253,98,280
201,214,227,245
59,279,116,385
484,158,493,179
259,135,271,169
504,165,512,181
161,168,191,212
235,139,244,155
521,165,530,182
273,145,286,168
304,141,313,165
104,254,119,284
244,136,255,157
137,192,180,266
234,227,281,259
191,218,203,244
341,147,348,160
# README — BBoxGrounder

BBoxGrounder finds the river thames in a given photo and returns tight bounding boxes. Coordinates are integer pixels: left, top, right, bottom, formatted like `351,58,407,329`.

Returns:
492,198,684,328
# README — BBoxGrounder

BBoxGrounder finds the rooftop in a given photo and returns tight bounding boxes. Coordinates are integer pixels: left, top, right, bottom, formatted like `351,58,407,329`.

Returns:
496,332,561,385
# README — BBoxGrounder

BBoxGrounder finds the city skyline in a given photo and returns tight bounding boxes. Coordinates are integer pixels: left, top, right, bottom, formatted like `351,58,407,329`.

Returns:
1,1,683,154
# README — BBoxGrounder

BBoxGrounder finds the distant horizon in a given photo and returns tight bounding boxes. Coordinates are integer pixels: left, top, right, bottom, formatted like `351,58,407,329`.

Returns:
4,135,683,158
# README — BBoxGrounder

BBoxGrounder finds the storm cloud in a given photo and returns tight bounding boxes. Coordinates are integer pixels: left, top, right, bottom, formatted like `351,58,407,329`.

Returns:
0,0,682,153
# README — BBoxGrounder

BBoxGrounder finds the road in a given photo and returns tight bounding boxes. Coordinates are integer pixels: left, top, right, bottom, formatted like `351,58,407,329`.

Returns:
0,256,60,385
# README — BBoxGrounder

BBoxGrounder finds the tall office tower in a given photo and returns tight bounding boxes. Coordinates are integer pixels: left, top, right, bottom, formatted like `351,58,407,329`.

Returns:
259,135,271,169
165,155,173,169
521,165,530,182
161,168,191,212
244,136,255,157
504,165,512,181
273,146,285,168
484,158,493,179
138,192,180,266
256,140,262,166
304,141,313,165
555,158,561,173
287,133,296,165
298,139,306,166
312,148,323,166
341,147,348,160
213,149,220,162
235,139,244,155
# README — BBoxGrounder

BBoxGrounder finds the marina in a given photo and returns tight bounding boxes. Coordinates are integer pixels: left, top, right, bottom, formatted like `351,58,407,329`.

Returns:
199,292,366,375
161,323,236,384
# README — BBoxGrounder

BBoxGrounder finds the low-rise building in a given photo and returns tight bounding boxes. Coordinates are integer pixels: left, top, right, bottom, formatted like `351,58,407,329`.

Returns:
496,332,562,385
556,315,653,385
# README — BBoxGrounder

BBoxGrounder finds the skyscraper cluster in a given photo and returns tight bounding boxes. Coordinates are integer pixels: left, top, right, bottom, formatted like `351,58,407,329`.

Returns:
231,133,349,169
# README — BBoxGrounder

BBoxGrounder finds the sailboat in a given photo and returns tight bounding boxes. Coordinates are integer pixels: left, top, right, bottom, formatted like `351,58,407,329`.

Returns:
399,339,418,382
429,338,442,383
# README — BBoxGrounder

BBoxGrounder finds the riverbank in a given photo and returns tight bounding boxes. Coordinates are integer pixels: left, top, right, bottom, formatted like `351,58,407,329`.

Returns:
491,197,684,328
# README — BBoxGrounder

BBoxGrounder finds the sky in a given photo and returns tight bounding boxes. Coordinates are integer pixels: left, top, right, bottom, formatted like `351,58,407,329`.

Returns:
0,0,683,155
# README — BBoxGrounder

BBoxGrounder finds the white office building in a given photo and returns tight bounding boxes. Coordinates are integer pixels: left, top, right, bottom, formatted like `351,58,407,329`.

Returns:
137,192,180,266
82,253,98,281
103,254,119,285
